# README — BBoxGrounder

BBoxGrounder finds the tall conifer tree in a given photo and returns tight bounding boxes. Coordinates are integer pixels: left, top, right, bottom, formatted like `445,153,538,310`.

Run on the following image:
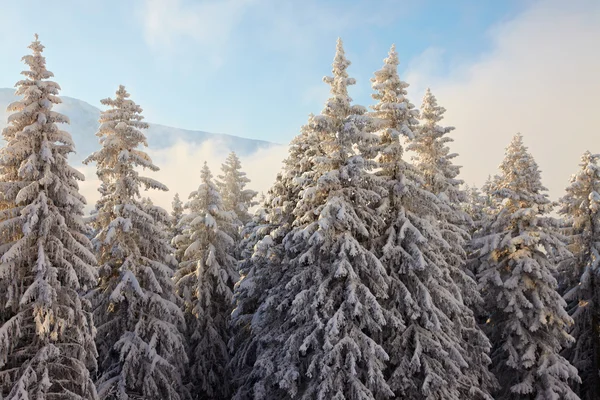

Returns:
249,38,392,400
84,85,187,400
174,162,238,399
370,45,495,399
0,35,98,400
473,134,580,399
559,151,600,400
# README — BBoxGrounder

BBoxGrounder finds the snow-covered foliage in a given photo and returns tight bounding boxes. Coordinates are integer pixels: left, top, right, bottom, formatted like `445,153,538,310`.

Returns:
463,185,487,236
168,193,185,262
216,152,258,228
408,89,480,307
409,88,465,204
559,151,600,400
370,45,495,399
230,126,314,398
247,38,394,400
170,193,184,236
0,35,98,400
84,85,188,400
229,177,281,400
173,162,238,399
369,44,419,142
473,134,580,399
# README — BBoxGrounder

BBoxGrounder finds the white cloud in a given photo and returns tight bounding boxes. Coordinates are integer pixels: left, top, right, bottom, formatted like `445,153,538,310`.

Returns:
404,0,600,201
139,0,255,66
138,0,420,65
78,140,288,213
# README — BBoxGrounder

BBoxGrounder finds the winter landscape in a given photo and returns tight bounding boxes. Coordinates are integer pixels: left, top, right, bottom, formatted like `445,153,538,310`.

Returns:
0,1,599,399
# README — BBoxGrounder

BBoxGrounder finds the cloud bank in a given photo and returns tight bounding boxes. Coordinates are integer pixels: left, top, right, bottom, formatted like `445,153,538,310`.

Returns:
78,140,288,213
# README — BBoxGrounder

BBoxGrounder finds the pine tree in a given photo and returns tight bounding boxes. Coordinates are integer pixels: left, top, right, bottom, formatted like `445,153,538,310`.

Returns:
230,129,313,398
168,193,185,262
473,134,580,399
370,45,495,399
247,38,393,400
170,193,184,238
173,162,238,399
230,118,319,398
463,185,490,285
229,179,278,400
463,185,486,237
216,152,258,228
84,85,188,400
559,151,600,400
407,89,480,306
0,35,98,400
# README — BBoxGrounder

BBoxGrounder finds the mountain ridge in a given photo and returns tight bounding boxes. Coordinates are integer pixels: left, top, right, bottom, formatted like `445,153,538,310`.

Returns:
0,88,276,163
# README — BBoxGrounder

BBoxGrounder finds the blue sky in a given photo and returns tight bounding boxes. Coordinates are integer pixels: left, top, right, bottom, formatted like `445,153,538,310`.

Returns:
0,0,525,143
1,0,598,211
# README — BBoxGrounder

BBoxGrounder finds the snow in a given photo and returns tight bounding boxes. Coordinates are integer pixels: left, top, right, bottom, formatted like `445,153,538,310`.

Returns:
0,34,98,400
174,162,238,398
0,33,592,400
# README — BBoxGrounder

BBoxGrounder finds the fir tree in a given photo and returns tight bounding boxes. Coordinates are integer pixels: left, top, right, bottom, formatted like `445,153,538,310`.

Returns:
173,162,238,399
407,88,480,306
170,193,184,239
84,85,188,400
230,116,320,398
168,193,185,263
370,45,495,399
230,148,308,399
473,134,580,399
0,35,98,400
216,152,258,228
229,181,276,400
249,38,392,400
559,151,600,400
463,185,487,237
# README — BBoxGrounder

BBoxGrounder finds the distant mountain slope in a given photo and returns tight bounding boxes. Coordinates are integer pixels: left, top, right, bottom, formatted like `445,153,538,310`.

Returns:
0,88,275,164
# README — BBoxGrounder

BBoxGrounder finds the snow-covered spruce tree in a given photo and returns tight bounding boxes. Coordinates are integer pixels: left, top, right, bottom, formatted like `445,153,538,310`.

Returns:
0,35,98,400
248,38,393,400
407,88,480,306
473,133,580,399
166,193,185,264
369,45,495,399
216,151,258,228
230,118,321,399
229,179,278,400
173,162,238,399
169,193,184,241
559,151,600,400
463,185,487,237
369,44,419,141
462,185,491,285
84,85,187,400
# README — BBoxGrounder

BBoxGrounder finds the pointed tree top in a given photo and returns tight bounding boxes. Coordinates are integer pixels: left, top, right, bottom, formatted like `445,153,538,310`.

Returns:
201,161,213,183
226,151,240,162
322,38,355,107
423,88,435,103
28,33,44,54
331,37,350,76
507,133,526,152
116,84,130,99
420,88,446,124
22,33,50,81
385,44,399,65
579,150,600,167
498,133,548,198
